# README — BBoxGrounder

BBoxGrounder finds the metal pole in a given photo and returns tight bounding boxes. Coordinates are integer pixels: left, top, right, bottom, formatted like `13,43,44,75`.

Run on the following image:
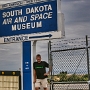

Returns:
33,40,37,62
86,35,90,90
33,40,37,90
49,41,53,76
48,40,53,90
48,41,50,65
48,40,52,75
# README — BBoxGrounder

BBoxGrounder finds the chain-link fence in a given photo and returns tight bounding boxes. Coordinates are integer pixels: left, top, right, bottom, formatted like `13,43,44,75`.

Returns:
49,35,90,90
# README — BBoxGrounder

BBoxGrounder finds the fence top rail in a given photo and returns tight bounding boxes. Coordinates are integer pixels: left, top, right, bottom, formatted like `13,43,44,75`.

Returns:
51,47,86,52
51,46,90,52
50,81,88,84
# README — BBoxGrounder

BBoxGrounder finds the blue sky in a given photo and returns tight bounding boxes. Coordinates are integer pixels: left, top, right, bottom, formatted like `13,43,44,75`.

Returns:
0,0,90,71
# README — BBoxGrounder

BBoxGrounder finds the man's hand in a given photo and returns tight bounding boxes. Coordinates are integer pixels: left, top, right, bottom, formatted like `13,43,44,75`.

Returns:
44,73,49,76
33,79,36,83
33,69,36,83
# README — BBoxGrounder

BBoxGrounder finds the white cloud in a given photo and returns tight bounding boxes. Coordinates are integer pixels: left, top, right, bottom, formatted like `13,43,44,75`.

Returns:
73,0,86,3
0,43,21,70
0,48,9,51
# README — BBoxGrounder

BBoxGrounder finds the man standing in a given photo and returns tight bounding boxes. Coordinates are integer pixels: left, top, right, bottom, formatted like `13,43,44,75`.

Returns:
33,54,51,90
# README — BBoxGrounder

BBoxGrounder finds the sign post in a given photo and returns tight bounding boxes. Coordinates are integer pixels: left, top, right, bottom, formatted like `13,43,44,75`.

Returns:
0,0,65,90
22,41,33,90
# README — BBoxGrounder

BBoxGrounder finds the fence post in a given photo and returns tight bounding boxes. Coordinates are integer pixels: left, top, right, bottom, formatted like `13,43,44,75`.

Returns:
48,41,53,75
48,40,53,90
86,35,90,90
48,41,50,67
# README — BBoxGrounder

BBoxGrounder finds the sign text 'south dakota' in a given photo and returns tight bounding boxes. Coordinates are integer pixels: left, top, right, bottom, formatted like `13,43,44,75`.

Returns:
2,4,52,18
